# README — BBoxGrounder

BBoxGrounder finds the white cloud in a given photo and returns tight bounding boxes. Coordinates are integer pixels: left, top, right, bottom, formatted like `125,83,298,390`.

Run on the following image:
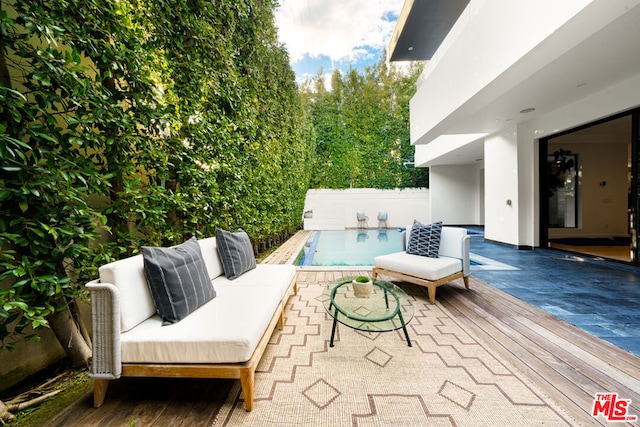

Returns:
275,0,404,65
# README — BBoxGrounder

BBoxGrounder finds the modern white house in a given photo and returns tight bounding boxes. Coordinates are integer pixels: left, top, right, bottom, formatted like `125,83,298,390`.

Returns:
388,0,640,263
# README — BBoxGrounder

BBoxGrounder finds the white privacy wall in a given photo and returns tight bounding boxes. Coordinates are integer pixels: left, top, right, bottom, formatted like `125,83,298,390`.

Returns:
302,188,430,230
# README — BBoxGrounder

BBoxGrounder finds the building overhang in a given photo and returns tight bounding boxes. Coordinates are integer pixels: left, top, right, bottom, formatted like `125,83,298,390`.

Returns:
388,0,469,62
414,134,485,167
390,0,640,167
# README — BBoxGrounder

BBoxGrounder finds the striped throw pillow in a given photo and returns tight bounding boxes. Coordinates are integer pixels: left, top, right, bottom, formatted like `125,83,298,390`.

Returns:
142,236,216,325
216,228,257,280
407,220,443,258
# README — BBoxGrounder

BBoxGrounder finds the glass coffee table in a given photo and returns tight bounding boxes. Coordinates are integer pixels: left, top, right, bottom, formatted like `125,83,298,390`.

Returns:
322,277,414,347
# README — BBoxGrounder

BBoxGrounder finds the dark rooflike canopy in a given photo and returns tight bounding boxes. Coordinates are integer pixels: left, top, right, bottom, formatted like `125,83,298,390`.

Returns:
388,0,470,61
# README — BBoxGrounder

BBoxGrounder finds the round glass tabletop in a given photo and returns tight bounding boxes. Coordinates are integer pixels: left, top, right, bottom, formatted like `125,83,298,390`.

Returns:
322,277,414,334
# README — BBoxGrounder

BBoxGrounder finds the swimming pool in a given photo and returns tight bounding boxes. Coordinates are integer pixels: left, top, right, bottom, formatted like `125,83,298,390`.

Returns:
295,230,403,266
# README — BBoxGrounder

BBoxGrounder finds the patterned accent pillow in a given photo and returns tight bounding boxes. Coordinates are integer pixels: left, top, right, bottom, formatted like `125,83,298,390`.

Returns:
142,236,216,325
407,220,443,258
216,228,257,280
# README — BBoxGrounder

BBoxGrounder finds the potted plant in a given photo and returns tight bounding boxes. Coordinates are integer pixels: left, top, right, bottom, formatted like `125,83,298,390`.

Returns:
352,275,373,298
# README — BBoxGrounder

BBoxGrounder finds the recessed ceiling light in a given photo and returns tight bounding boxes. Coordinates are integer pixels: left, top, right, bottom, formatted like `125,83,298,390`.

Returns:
520,107,536,114
408,46,414,51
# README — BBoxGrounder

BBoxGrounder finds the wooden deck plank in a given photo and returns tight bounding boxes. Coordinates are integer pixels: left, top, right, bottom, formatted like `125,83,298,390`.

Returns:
434,279,640,426
438,290,600,426
434,285,603,426
302,248,636,424
260,230,311,265
463,280,640,407
468,278,640,376
462,280,639,389
468,280,640,389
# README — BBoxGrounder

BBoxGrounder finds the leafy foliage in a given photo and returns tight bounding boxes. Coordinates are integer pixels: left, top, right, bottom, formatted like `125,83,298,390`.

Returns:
300,57,427,189
0,0,314,351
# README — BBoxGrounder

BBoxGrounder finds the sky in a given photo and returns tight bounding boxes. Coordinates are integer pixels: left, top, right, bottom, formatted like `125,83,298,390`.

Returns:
274,0,405,84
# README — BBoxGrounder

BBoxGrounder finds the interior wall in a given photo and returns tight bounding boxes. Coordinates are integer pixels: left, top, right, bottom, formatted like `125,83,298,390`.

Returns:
430,164,482,225
479,168,485,224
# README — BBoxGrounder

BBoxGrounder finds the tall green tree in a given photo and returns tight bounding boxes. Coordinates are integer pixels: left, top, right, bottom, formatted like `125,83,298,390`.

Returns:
302,56,426,189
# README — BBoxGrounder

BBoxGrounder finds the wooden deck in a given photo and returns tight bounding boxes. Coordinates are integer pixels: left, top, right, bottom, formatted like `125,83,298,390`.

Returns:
47,231,640,426
437,278,640,426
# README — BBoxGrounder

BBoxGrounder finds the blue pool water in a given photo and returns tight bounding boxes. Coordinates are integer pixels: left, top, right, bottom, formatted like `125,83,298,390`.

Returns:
296,230,403,266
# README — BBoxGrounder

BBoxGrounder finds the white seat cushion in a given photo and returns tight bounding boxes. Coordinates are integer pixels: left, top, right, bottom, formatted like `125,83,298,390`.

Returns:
374,252,462,281
120,286,282,364
213,264,296,298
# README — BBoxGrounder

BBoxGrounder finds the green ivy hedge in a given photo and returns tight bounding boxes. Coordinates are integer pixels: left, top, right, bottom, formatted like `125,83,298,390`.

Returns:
0,0,314,349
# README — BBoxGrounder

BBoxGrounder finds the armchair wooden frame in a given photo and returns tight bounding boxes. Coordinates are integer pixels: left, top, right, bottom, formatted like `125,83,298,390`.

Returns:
372,267,469,305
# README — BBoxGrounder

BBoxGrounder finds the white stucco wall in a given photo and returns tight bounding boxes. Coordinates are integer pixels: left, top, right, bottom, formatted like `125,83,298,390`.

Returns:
484,126,520,246
456,72,640,248
430,165,482,225
302,188,430,230
516,122,539,248
411,0,606,145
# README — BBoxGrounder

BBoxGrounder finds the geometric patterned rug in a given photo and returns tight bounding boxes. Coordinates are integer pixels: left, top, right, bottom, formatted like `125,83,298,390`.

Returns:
212,280,580,426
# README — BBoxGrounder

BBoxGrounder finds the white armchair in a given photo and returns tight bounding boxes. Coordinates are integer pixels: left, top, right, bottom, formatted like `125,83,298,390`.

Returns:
372,226,470,304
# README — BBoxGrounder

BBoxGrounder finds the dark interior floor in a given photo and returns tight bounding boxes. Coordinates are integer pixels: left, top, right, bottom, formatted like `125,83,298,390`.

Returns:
548,239,631,262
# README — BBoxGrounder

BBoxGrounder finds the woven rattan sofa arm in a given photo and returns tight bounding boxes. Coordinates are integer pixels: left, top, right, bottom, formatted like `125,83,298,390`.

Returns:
462,235,471,277
86,279,122,379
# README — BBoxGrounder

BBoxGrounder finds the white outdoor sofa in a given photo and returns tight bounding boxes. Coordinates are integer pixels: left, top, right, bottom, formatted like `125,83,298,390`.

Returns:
86,235,297,411
372,225,470,304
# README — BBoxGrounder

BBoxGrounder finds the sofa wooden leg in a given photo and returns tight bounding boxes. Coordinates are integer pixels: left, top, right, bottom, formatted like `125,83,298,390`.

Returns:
240,369,255,411
93,379,110,408
427,284,436,304
371,268,379,279
278,310,285,330
463,276,470,289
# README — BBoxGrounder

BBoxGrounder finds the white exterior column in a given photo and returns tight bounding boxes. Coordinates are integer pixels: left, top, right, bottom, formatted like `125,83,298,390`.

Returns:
484,125,519,246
